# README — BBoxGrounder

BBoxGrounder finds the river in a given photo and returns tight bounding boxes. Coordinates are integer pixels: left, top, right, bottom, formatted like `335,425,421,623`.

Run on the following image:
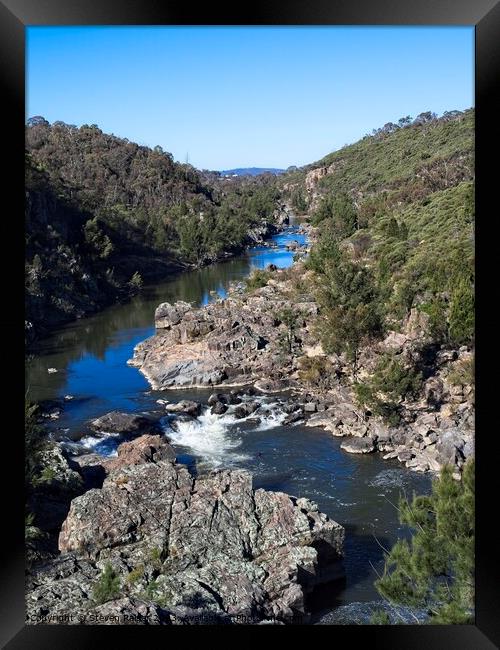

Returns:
25,223,431,623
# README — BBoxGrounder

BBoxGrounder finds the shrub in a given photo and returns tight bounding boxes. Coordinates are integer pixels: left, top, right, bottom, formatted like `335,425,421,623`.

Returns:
83,217,114,260
149,546,164,570
276,307,300,358
297,355,333,388
128,271,143,292
126,565,145,585
354,354,423,424
447,357,474,387
418,298,448,344
448,278,474,347
245,269,271,292
92,563,121,605
25,400,47,488
311,192,357,238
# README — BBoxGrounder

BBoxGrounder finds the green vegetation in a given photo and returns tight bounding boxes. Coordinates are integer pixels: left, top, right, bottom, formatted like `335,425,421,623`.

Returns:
245,268,272,292
128,271,143,292
297,355,334,389
290,187,308,213
83,217,114,260
25,120,280,340
276,307,300,359
447,357,474,387
355,354,423,425
370,610,391,625
375,460,475,624
92,563,121,605
314,109,473,196
149,546,165,570
308,227,383,371
126,565,145,585
448,277,475,347
311,192,358,238
289,110,473,388
25,400,47,488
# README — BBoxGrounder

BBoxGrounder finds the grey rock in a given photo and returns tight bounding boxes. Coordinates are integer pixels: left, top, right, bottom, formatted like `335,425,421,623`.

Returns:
208,392,227,406
435,429,465,466
85,597,172,625
90,411,159,435
211,401,228,415
340,436,377,454
283,411,304,426
234,402,259,419
155,301,192,330
164,400,201,417
49,458,344,625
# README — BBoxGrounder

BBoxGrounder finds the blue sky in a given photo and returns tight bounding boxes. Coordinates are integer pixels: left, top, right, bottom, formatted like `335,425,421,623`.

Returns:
26,26,474,170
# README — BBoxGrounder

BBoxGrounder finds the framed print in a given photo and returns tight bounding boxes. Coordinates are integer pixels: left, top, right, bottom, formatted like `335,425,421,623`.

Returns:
2,0,499,646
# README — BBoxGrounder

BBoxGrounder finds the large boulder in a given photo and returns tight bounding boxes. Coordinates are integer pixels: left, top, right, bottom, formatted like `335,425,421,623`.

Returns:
234,402,259,419
71,435,176,489
435,429,465,467
90,411,160,435
104,434,176,471
51,452,344,624
164,400,201,417
155,301,192,330
340,436,377,454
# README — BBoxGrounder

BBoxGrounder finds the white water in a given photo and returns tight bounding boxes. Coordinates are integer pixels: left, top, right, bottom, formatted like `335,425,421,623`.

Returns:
161,401,287,468
78,432,120,456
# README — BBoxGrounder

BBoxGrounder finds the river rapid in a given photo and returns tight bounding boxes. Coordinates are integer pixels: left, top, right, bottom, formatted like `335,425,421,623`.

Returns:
25,223,431,623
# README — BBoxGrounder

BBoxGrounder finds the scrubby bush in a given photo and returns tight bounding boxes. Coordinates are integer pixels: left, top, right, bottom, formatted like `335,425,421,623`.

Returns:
447,357,474,387
354,354,423,425
25,400,47,488
297,355,333,389
311,192,358,238
276,307,300,358
92,563,121,605
128,271,143,292
245,268,271,292
448,278,474,347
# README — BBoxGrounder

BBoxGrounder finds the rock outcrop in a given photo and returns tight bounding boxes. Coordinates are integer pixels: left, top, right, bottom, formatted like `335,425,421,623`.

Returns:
129,269,318,391
128,261,473,475
27,434,345,625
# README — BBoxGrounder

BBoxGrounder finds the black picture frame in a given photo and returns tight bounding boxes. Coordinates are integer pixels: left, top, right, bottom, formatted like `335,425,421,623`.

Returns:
4,0,499,646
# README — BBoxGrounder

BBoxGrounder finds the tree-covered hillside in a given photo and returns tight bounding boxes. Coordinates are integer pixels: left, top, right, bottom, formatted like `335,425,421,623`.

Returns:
25,118,280,341
280,108,474,420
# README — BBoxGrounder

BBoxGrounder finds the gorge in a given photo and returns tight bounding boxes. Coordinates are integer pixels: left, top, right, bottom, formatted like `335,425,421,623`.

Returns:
25,109,474,625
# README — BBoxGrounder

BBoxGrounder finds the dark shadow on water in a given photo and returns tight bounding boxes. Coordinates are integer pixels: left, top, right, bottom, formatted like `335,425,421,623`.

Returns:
251,470,296,492
306,523,391,619
176,453,199,477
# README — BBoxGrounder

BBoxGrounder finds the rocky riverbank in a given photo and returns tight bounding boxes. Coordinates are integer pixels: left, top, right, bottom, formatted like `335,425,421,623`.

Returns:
128,254,474,476
26,434,344,625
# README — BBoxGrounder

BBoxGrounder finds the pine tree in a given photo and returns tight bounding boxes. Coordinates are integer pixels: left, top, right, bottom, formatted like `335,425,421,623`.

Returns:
375,459,475,624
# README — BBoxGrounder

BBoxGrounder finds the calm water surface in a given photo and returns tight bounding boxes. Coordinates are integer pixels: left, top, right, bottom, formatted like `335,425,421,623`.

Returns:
26,225,430,619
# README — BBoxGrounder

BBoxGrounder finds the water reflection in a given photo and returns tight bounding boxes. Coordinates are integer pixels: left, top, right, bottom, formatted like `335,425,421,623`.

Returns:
26,227,305,406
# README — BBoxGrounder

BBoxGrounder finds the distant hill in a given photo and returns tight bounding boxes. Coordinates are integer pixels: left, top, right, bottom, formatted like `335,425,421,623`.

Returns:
221,167,285,177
